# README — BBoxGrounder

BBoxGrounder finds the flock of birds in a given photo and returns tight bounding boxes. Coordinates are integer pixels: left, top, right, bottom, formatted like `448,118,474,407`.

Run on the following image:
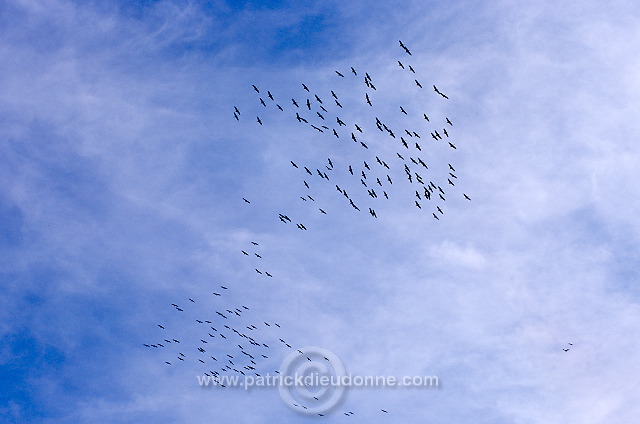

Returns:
232,41,472,228
144,40,573,418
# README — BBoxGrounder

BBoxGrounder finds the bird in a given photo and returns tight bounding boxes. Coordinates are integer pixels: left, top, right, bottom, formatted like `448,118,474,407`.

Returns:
463,193,471,201
290,161,298,168
398,60,404,68
446,117,453,126
252,84,259,93
302,83,309,92
415,79,422,88
256,116,262,125
292,98,299,107
335,70,344,77
242,198,250,203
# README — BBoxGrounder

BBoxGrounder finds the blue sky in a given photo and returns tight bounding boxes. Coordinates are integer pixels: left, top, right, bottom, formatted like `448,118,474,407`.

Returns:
1,0,640,423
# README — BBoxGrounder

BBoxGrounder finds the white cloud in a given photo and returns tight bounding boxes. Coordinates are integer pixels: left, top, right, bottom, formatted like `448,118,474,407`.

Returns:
1,0,640,423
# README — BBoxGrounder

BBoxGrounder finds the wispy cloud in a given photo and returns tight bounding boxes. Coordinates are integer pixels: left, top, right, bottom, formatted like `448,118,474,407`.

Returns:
1,0,639,422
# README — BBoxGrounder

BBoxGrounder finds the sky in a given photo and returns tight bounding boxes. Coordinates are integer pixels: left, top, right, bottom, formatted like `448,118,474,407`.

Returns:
1,0,640,423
